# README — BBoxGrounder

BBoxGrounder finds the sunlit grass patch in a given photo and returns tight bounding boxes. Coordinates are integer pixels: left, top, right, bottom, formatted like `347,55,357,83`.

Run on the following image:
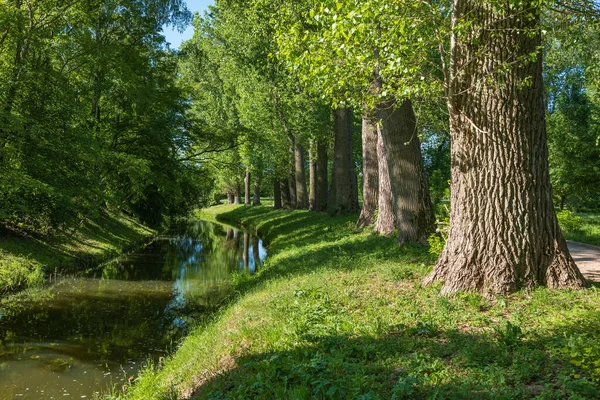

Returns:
117,206,600,400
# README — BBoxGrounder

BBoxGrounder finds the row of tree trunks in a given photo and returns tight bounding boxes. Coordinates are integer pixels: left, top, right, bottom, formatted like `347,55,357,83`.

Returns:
357,112,379,227
329,107,359,214
424,0,587,295
377,99,435,245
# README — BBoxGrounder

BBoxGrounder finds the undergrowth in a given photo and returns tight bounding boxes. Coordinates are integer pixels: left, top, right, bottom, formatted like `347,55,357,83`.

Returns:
115,205,600,400
0,211,155,295
560,212,600,247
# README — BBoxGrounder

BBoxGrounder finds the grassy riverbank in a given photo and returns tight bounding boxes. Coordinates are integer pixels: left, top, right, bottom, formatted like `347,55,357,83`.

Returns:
118,205,600,399
0,212,155,295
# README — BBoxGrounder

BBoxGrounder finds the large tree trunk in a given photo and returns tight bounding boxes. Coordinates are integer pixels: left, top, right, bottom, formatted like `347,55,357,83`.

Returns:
374,125,395,236
378,99,434,245
281,178,291,209
316,140,328,212
244,168,251,205
253,172,261,205
309,141,318,211
295,144,309,209
274,180,282,209
227,191,234,205
357,112,379,227
329,107,359,214
424,0,587,295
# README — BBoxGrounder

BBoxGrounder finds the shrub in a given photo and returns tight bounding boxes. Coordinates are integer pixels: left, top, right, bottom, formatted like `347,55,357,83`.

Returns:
557,210,584,233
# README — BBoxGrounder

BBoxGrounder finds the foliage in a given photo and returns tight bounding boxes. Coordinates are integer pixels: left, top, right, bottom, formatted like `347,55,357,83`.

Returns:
560,213,600,247
565,334,600,381
0,0,209,232
557,210,585,233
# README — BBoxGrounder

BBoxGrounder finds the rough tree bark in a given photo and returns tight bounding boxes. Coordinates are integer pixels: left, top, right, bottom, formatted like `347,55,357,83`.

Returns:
295,143,309,209
316,140,328,212
374,125,395,235
281,178,291,209
423,0,587,295
357,111,379,227
329,107,359,214
377,99,434,245
244,168,251,205
309,141,318,211
253,172,261,206
227,191,234,205
274,180,282,209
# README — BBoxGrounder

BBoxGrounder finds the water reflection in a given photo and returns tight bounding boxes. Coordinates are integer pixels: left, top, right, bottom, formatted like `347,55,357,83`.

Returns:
0,220,265,399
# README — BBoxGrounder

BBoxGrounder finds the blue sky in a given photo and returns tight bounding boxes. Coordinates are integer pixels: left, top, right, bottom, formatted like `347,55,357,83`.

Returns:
163,0,214,49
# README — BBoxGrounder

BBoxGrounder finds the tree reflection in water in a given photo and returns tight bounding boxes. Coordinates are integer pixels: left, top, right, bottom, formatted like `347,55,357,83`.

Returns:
0,220,266,399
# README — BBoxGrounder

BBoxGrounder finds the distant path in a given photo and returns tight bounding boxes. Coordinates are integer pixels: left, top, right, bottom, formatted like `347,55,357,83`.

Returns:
567,241,600,282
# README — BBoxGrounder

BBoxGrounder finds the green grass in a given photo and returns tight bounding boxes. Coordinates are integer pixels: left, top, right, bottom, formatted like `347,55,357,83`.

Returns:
561,213,600,247
0,211,155,295
117,205,600,400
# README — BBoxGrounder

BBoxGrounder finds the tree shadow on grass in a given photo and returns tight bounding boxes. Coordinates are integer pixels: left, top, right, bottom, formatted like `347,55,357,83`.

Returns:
192,319,600,399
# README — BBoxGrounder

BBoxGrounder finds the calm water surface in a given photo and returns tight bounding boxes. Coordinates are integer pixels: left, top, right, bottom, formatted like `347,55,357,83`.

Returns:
0,220,266,399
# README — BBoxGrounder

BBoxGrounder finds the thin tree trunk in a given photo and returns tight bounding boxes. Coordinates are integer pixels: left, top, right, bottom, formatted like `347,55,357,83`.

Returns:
357,111,379,227
244,168,251,205
281,178,291,209
329,107,359,214
295,143,308,209
316,139,328,212
378,99,434,245
374,125,395,236
274,180,282,209
309,141,318,211
253,173,261,205
234,183,241,205
424,0,587,295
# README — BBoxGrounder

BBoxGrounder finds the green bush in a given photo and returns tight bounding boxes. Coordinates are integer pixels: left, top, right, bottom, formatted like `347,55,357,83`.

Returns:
428,215,449,256
0,251,45,294
557,210,584,233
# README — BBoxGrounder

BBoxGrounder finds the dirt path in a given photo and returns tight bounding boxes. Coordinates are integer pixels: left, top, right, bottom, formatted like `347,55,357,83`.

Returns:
567,241,600,282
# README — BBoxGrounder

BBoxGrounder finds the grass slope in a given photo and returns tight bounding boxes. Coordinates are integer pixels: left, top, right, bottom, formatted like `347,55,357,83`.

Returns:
121,205,600,400
0,212,155,294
